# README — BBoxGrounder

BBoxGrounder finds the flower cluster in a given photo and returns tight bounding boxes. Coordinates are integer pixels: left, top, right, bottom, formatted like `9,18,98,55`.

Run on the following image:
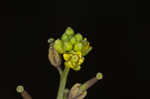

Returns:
53,27,92,71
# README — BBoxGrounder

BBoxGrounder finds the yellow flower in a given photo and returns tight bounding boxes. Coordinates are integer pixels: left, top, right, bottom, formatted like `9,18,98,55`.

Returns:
63,53,71,61
63,51,84,71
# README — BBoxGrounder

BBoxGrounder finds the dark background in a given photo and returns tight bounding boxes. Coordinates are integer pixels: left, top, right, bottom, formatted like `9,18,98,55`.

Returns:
0,0,149,99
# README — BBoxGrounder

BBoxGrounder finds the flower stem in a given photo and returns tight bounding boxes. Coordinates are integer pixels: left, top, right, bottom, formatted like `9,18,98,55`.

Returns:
56,66,70,99
57,67,63,76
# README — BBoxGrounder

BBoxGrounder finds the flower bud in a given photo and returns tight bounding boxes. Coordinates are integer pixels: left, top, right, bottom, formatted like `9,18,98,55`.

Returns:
64,41,73,52
54,39,64,54
74,42,83,51
70,36,77,45
65,27,74,36
82,46,92,56
61,33,69,41
81,40,92,56
75,33,83,42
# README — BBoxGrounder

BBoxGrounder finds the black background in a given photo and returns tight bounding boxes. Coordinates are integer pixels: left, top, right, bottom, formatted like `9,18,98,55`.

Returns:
0,0,149,99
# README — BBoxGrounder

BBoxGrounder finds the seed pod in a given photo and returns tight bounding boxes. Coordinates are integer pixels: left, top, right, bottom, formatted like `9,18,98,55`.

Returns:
48,42,62,68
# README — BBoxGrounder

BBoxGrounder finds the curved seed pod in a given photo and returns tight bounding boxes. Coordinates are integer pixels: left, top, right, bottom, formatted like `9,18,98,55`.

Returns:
48,42,62,68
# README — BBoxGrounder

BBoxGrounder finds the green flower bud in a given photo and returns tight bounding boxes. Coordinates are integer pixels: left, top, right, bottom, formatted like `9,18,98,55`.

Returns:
81,40,89,47
75,33,83,42
81,40,92,56
61,33,69,41
54,39,64,54
64,41,73,51
70,36,77,45
65,27,74,36
68,35,73,41
82,46,92,56
74,42,83,51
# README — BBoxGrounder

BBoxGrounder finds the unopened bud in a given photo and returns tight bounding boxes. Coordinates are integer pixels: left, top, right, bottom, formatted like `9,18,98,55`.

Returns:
74,42,83,51
65,27,74,36
63,41,73,52
75,33,83,42
54,39,64,54
61,33,69,41
70,36,77,45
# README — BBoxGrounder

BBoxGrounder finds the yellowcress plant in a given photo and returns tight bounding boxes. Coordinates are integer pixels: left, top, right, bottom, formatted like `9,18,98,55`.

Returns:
16,27,103,99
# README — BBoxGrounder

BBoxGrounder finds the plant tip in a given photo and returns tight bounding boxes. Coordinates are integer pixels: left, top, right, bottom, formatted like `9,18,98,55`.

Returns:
96,72,103,80
16,85,24,93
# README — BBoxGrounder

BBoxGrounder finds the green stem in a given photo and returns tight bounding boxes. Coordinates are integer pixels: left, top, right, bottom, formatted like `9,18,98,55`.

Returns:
57,66,70,99
57,67,63,76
